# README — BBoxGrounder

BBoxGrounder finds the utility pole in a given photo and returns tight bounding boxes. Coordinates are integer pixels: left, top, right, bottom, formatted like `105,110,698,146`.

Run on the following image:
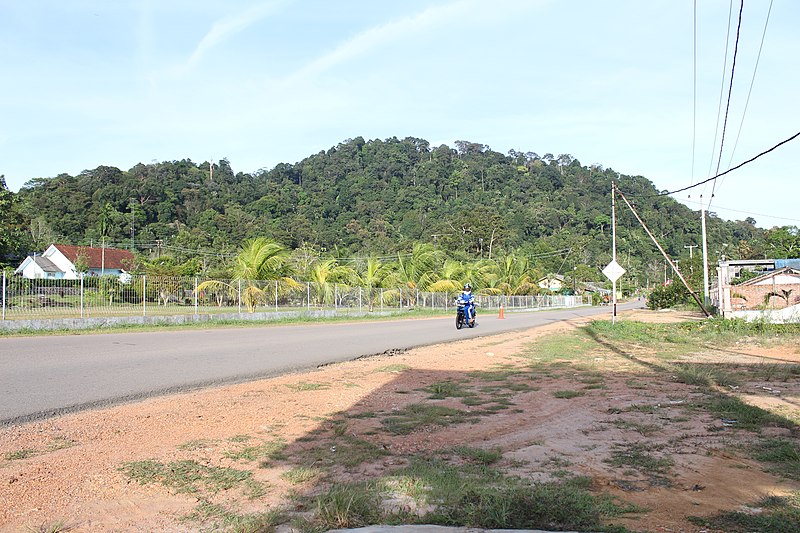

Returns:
700,200,710,306
684,244,698,259
611,182,617,325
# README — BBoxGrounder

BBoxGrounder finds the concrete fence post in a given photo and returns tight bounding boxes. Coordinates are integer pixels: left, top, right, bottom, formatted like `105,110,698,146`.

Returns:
2,270,6,321
194,277,198,315
80,273,84,318
275,280,279,311
142,275,147,316
238,279,242,314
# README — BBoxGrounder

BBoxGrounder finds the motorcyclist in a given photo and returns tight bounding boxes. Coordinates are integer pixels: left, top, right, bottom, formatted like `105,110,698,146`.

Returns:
458,283,476,326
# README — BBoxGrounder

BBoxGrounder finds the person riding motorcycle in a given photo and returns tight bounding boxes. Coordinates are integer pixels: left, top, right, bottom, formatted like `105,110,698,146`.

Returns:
458,283,476,326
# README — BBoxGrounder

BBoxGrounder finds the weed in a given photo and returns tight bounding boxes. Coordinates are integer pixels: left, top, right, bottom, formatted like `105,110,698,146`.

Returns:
425,380,472,399
610,420,662,436
375,364,410,373
224,439,287,463
381,404,479,435
298,435,388,469
688,492,800,532
704,394,792,432
25,521,73,533
672,363,738,388
753,439,800,480
281,466,324,484
187,501,284,533
119,459,255,495
553,390,584,399
451,446,503,465
606,444,673,475
312,482,383,529
4,448,38,461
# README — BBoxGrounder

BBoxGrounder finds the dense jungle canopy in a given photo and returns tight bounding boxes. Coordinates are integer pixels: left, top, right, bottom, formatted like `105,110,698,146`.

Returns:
2,136,797,291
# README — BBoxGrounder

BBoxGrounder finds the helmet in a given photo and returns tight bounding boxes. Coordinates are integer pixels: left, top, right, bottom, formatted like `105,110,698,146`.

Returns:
464,283,472,291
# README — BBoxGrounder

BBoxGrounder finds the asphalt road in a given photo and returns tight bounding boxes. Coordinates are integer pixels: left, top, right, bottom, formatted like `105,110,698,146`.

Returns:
0,301,644,426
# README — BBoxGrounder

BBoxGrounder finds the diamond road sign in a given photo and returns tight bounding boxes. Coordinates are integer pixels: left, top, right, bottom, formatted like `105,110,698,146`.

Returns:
602,260,626,282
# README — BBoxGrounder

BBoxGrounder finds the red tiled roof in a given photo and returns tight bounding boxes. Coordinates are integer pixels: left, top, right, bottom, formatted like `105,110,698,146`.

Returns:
54,245,135,271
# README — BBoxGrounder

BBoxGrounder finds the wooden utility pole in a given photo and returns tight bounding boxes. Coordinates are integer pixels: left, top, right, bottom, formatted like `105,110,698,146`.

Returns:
614,184,711,317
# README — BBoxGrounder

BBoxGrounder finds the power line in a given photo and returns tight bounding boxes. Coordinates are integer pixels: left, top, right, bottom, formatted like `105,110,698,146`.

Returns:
679,197,800,224
709,0,745,206
622,129,800,198
705,0,735,192
712,0,774,202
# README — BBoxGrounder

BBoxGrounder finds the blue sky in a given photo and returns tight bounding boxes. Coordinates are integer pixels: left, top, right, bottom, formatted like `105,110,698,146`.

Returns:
2,0,798,229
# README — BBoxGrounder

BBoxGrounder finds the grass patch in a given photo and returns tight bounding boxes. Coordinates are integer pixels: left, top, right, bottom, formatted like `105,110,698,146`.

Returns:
605,444,673,475
4,448,38,461
224,439,287,463
753,439,800,480
451,446,503,465
285,381,330,392
521,332,595,362
610,420,662,436
553,390,585,399
381,404,479,435
672,363,739,388
296,458,642,532
704,394,793,432
119,459,256,495
424,380,474,399
186,501,284,533
688,492,800,532
298,435,389,469
375,364,411,373
281,466,325,485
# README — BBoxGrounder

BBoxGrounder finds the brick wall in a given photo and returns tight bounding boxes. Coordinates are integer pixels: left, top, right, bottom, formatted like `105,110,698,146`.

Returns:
730,283,800,310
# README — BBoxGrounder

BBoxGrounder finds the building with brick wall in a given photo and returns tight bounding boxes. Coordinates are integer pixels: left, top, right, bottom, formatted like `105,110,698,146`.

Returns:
729,268,800,311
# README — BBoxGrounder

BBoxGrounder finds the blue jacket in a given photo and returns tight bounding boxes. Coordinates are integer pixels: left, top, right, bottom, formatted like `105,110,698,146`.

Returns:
459,291,474,304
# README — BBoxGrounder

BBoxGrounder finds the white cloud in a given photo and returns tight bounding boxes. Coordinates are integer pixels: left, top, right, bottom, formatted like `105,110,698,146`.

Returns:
184,1,286,72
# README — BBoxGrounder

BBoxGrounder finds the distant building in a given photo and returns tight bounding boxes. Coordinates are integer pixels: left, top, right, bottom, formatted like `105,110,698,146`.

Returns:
717,258,800,323
537,274,565,292
15,244,135,280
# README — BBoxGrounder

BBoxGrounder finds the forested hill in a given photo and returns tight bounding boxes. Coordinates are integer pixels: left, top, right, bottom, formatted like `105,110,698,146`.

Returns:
5,136,772,284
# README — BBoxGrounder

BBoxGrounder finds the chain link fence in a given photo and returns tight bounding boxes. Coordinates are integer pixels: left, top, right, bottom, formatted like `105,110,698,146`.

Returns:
1,272,590,322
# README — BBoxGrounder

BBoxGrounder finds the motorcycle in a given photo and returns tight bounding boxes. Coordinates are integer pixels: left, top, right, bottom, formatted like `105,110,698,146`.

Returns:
455,298,476,329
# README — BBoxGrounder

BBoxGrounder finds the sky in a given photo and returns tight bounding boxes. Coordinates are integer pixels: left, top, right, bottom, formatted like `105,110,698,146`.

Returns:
1,0,798,229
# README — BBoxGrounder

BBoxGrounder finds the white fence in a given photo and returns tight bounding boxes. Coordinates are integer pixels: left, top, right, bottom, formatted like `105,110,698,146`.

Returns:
1,272,589,322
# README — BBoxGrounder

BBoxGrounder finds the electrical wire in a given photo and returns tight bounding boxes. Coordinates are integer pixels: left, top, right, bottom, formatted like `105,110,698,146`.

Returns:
713,0,745,181
679,197,800,224
712,0,774,200
622,129,800,199
705,0,735,192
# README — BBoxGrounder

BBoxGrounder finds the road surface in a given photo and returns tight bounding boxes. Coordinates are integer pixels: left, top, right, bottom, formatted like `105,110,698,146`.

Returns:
0,301,645,425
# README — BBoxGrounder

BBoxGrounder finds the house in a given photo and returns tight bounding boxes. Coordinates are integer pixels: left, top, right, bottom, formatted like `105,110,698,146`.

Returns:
717,258,800,323
15,244,135,280
537,274,565,292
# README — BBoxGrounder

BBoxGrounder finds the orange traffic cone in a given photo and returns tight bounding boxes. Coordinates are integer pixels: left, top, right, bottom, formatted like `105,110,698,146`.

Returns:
498,305,505,319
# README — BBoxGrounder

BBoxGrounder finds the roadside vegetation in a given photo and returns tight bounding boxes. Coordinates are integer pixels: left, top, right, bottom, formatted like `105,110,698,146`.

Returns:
107,317,800,532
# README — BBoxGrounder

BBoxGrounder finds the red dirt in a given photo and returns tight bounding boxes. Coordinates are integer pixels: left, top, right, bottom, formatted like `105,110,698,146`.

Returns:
1,309,798,532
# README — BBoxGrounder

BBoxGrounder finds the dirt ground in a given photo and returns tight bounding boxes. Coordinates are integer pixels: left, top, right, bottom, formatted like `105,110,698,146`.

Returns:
1,309,799,533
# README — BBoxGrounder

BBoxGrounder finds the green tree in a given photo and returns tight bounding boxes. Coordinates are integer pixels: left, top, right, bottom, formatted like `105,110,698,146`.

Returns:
198,237,295,312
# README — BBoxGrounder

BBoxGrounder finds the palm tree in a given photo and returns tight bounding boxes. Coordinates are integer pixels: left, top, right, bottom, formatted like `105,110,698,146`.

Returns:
350,256,390,311
492,253,538,296
386,242,442,305
197,237,295,312
309,258,350,306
